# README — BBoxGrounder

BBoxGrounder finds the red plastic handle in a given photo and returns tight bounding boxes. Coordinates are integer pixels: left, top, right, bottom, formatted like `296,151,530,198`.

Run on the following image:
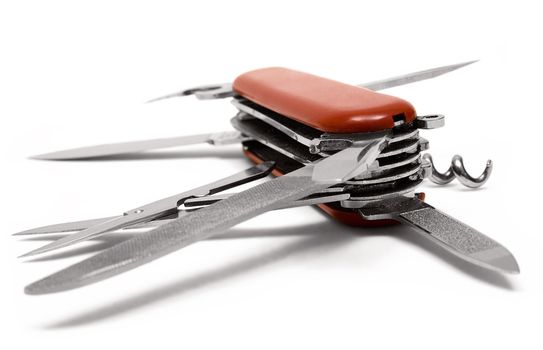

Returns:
233,67,416,133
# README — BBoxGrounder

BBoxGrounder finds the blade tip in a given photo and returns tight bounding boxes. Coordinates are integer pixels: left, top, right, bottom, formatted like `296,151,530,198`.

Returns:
13,230,32,236
460,59,479,67
29,154,49,160
24,286,39,295
500,257,520,275
144,92,180,104
475,249,520,275
29,153,67,161
18,246,51,258
24,280,63,295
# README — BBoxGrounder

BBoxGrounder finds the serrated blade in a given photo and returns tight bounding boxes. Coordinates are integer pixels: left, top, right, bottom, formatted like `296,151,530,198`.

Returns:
24,137,388,294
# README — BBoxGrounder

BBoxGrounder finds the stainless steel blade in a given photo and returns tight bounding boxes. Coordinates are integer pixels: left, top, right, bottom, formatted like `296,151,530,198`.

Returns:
31,131,246,160
32,61,474,161
145,83,235,103
13,215,178,236
20,162,275,257
358,196,519,274
13,217,118,236
15,190,349,235
147,61,477,104
358,60,477,91
24,138,388,294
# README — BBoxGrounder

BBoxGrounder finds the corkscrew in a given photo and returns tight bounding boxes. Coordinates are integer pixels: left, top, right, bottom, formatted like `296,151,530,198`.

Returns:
422,154,493,188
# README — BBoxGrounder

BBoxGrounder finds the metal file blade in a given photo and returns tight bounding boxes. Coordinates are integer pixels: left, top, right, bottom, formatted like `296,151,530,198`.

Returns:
24,137,388,294
358,196,519,274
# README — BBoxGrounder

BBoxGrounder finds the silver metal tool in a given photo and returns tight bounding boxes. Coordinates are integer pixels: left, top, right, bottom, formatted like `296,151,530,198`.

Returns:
147,60,478,103
19,191,518,276
358,196,518,273
19,161,276,257
17,61,518,297
32,131,247,161
32,61,476,161
24,137,388,294
423,154,492,188
14,190,350,235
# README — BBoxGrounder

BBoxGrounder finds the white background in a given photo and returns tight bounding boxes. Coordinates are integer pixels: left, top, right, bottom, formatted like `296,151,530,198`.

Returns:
1,1,542,349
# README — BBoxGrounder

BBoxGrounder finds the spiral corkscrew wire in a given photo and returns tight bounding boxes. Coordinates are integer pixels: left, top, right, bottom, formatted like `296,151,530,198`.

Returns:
422,154,493,188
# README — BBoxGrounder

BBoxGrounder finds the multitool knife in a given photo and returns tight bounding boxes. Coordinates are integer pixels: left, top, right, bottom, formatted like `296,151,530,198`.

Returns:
16,61,518,295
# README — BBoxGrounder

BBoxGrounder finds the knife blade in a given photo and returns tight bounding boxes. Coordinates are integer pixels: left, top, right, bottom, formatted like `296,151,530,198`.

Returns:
24,136,388,294
31,61,475,161
359,60,477,91
32,131,246,161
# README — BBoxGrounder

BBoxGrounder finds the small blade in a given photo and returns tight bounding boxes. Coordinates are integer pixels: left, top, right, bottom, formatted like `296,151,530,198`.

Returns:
359,60,478,91
359,197,519,274
19,162,274,257
32,131,244,160
145,92,190,104
15,190,349,236
13,217,117,236
145,83,234,103
24,138,388,294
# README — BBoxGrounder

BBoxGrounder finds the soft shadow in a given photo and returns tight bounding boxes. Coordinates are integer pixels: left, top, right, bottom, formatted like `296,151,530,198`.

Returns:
39,219,516,328
37,149,243,162
21,218,517,291
22,219,517,290
423,182,487,192
44,222,360,328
